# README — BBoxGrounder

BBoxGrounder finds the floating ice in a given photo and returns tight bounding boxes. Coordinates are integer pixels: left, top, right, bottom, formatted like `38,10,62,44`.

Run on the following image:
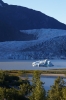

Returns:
32,59,54,67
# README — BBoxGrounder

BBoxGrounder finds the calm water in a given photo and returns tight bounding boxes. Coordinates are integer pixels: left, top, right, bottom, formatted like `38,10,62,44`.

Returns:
28,75,66,91
0,59,66,91
0,59,66,70
41,77,56,91
41,76,66,91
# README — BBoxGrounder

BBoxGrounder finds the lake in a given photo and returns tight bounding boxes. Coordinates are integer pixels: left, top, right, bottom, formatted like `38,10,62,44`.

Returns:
41,75,66,91
0,59,66,70
28,74,66,91
0,59,66,91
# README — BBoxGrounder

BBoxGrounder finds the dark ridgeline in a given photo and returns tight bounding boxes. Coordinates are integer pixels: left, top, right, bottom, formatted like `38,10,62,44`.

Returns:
0,0,66,41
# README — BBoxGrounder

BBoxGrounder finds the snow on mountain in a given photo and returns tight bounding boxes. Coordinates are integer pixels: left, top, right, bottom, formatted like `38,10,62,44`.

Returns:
0,28,66,59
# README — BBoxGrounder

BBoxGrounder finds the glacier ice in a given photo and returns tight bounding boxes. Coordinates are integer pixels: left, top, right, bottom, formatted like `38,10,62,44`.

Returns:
32,59,54,67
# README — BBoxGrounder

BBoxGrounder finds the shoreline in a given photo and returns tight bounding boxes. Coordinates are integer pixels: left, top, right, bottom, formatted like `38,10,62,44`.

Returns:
21,74,66,81
26,73,66,78
41,74,66,78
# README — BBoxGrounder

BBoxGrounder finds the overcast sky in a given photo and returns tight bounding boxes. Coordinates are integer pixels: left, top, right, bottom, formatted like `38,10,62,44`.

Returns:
3,0,66,24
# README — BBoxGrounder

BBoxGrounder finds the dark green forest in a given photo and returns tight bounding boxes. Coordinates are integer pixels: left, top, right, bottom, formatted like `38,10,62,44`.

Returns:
0,70,66,100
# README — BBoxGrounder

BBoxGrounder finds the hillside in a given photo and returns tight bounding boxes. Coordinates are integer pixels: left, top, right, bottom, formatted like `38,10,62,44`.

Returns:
0,0,66,59
0,0,66,41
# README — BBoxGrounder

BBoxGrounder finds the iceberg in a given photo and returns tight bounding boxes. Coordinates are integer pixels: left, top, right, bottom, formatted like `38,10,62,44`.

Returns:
32,59,54,67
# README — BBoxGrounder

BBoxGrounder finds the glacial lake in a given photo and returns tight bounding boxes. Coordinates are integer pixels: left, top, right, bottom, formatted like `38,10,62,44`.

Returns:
0,59,66,70
0,59,66,91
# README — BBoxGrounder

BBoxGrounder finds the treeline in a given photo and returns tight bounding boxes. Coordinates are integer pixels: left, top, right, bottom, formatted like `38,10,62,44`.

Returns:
0,70,66,100
8,69,66,76
0,71,31,100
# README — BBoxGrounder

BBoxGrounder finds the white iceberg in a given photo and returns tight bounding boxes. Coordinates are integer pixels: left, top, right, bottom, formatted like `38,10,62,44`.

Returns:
32,59,54,67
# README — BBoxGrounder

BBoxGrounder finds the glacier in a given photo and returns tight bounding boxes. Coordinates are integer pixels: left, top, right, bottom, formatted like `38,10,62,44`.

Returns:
0,28,66,59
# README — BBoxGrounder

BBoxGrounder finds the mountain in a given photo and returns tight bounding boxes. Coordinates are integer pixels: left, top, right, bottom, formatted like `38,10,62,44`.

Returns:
0,0,66,41
0,0,66,59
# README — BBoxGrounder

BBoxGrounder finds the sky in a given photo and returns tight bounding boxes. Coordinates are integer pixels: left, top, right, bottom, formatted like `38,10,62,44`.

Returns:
2,0,66,24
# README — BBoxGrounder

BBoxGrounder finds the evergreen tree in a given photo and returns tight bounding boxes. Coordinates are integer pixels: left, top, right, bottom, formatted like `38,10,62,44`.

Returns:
30,70,46,100
47,77,66,100
62,87,66,100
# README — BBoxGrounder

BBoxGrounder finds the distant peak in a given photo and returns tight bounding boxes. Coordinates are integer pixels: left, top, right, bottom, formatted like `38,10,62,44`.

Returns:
0,0,4,3
0,0,8,7
0,0,3,5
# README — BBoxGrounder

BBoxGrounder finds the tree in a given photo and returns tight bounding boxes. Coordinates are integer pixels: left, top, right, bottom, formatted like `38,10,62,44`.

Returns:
19,83,31,96
47,77,66,100
30,70,46,100
62,87,66,100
